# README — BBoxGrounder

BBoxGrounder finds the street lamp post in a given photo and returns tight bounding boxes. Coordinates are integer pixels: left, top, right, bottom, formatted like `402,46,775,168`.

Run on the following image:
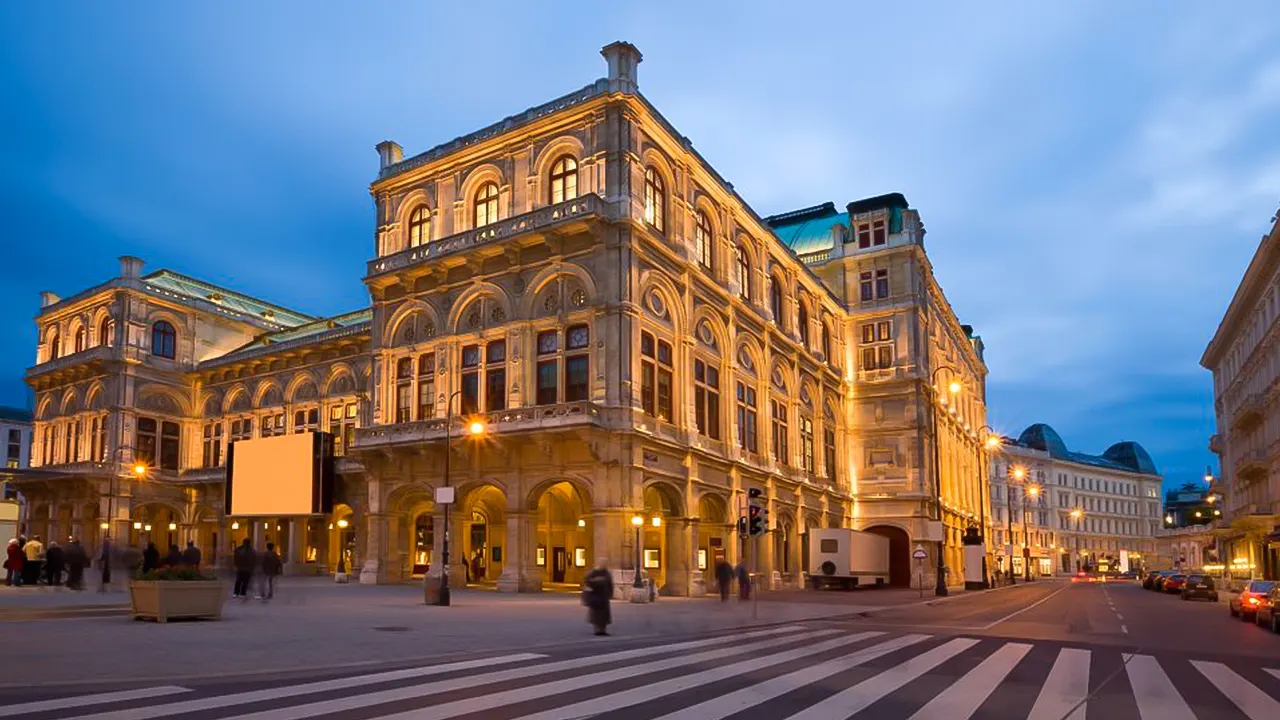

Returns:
927,366,962,598
977,425,998,589
1070,509,1083,571
1025,485,1039,581
631,514,645,601
1007,465,1024,583
432,390,486,607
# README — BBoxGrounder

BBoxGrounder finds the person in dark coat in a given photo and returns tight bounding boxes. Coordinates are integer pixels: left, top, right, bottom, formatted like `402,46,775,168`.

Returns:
164,544,183,568
4,539,23,586
258,542,282,600
735,560,751,601
141,542,160,574
43,541,65,586
182,541,201,569
583,560,614,636
232,538,256,598
97,538,112,592
64,538,88,591
714,559,733,602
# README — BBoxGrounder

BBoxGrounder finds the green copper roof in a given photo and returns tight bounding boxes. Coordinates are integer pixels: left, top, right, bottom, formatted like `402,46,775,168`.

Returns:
141,270,315,328
203,308,372,368
765,203,848,257
260,308,372,344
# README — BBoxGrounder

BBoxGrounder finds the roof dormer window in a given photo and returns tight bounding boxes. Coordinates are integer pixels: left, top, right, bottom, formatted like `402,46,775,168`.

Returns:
856,218,886,249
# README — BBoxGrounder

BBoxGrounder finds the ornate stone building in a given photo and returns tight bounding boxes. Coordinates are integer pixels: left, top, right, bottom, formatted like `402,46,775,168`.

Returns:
1203,210,1280,581
14,42,988,593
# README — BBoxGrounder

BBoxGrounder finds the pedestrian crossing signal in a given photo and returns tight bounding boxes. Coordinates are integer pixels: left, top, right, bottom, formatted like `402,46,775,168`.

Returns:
737,517,748,538
748,504,764,536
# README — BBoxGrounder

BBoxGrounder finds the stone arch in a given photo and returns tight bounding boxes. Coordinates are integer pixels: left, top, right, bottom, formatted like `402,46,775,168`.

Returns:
59,387,80,415
223,384,251,413
639,147,677,203
383,299,441,347
691,306,727,355
637,270,686,332
532,135,587,200
136,384,189,416
35,394,55,421
455,480,508,584
692,192,722,239
458,163,506,225
90,306,113,344
324,364,358,396
198,391,220,418
66,315,87,353
734,336,763,378
394,187,436,253
521,262,599,319
447,282,514,334
84,381,107,411
285,371,321,403
642,480,685,518
695,492,730,524
769,358,794,395
253,380,285,409
525,474,594,513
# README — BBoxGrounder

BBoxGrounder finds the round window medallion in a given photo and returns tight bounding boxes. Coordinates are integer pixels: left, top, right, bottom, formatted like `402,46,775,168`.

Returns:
697,322,715,346
738,348,754,371
647,291,667,317
491,306,507,323
467,310,482,329
544,293,559,313
423,323,436,339
571,288,587,307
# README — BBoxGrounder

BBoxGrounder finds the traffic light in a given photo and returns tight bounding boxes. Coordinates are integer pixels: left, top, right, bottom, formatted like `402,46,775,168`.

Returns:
736,517,748,538
748,504,765,536
747,488,763,500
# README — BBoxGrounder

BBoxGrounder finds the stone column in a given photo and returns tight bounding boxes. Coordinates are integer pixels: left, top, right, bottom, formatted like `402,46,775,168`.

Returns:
359,513,386,584
423,509,451,602
592,509,631,599
285,520,306,575
664,517,690,596
498,511,540,592
688,518,705,597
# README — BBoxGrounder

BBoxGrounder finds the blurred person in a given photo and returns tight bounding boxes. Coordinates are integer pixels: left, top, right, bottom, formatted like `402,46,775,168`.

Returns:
735,560,750,601
22,535,44,586
714,559,733,602
97,537,113,592
232,537,256,598
65,538,88,591
4,538,22,586
258,542,282,600
583,559,614,636
141,542,160,574
182,541,201,569
43,541,65,586
164,544,183,568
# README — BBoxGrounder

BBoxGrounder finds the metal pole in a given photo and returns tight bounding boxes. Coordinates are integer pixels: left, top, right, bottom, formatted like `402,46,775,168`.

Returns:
633,523,642,589
930,370,948,597
1007,480,1015,584
436,392,457,607
751,532,758,619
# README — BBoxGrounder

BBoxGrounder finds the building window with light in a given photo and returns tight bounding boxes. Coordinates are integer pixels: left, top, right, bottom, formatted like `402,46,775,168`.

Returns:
328,404,357,456
293,408,319,434
640,331,673,422
643,167,664,232
734,245,751,301
99,317,114,347
474,181,499,227
694,358,720,440
736,381,758,453
135,418,157,467
202,422,223,468
549,156,578,204
769,276,785,328
396,357,414,423
5,429,19,469
771,399,789,465
47,330,60,361
823,424,837,480
799,415,814,473
860,321,895,370
260,411,285,438
230,417,254,445
73,327,85,354
90,416,106,463
695,211,713,270
409,206,431,248
797,301,810,348
151,321,176,359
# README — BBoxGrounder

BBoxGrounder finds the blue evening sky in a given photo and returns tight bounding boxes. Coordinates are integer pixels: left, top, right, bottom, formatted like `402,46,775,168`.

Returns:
2,2,1277,490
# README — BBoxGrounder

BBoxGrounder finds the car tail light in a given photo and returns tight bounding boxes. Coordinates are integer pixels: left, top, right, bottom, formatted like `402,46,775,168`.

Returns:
1248,597,1260,606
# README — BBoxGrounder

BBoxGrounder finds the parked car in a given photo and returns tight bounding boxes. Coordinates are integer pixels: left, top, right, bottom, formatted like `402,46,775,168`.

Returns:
1181,574,1218,602
1163,574,1188,593
1144,571,1170,590
1230,580,1278,621
1256,586,1280,633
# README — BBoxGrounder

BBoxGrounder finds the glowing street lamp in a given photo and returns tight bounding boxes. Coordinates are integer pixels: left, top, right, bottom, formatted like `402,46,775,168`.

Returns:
631,514,645,592
948,380,963,395
133,463,147,477
1070,509,1083,519
468,420,486,437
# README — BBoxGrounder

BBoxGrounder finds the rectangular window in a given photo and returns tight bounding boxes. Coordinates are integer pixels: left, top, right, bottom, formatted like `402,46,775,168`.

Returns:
417,354,436,420
857,224,871,249
860,320,895,370
872,219,886,246
461,372,479,415
485,368,506,411
537,359,558,405
693,359,721,440
771,399,789,465
640,331,673,422
860,272,873,302
875,269,889,299
565,355,589,402
736,381,757,453
136,417,157,467
823,426,837,481
160,421,180,471
202,423,220,468
799,416,814,473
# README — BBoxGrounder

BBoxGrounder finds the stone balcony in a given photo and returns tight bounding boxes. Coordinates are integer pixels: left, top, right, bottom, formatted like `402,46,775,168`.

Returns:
365,194,609,280
354,401,615,450
1231,392,1267,430
1236,449,1271,482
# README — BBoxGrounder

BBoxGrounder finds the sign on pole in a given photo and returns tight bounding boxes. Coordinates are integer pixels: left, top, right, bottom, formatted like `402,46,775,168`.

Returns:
912,545,927,560
434,487,456,505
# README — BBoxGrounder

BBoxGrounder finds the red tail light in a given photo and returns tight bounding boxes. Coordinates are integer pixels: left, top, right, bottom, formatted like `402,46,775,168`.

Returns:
1247,597,1260,606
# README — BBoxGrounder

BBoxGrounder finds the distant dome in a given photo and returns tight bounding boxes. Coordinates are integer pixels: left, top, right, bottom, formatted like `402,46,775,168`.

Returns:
1103,442,1159,476
1017,424,1068,457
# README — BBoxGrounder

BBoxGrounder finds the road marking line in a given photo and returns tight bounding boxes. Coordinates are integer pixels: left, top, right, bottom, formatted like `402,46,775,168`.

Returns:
908,642,1032,720
783,638,980,720
1121,625,1129,634
1191,661,1280,719
1115,614,1123,621
1268,668,1280,682
1125,654,1195,720
519,632,908,720
981,583,1071,629
0,687,190,717
221,628,840,720
1027,647,1089,720
597,633,924,720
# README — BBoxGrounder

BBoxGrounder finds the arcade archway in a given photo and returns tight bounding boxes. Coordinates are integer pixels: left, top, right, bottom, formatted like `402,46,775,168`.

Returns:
457,483,507,584
864,524,911,587
532,480,591,587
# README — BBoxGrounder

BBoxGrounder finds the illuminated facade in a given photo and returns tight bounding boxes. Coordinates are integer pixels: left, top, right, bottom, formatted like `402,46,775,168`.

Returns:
14,43,988,593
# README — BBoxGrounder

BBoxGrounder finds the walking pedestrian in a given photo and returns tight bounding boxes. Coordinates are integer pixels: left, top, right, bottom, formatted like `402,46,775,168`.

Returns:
97,537,112,592
141,542,160,574
583,559,614,636
65,538,87,591
44,541,65,586
4,538,22,587
258,542,282,600
232,538,256,598
714,559,733,602
22,535,44,586
735,560,751,601
164,544,183,568
182,541,201,570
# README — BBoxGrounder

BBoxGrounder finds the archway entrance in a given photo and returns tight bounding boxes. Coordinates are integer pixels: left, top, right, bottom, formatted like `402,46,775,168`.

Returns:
641,483,684,594
864,525,911,587
130,503,182,553
412,513,435,576
697,494,731,575
458,484,506,584
533,481,591,588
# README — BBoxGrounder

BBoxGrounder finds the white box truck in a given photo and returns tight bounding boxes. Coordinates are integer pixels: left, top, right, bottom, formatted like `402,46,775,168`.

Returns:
807,528,890,590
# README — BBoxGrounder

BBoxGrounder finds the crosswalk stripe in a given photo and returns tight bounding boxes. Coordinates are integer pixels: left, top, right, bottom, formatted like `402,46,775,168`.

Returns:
645,634,930,720
63,626,801,720
784,637,981,719
1125,654,1195,720
515,632,916,720
908,642,1033,720
1191,661,1280,719
0,686,190,718
222,628,840,720
1028,647,1090,720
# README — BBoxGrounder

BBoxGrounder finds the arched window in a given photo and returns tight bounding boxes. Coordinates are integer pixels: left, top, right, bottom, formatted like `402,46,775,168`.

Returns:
474,181,499,227
769,276,785,327
695,211,713,270
549,156,578,204
48,330,60,361
98,317,114,347
821,323,833,365
408,206,431,248
734,246,751,301
797,302,810,348
151,321,176,359
643,167,664,232
73,327,85,354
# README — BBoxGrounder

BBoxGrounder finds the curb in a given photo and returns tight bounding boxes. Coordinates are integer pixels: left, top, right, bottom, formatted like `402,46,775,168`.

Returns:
844,578,1056,619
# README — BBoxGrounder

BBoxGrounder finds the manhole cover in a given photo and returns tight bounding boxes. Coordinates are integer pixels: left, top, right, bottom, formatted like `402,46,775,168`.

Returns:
373,626,411,632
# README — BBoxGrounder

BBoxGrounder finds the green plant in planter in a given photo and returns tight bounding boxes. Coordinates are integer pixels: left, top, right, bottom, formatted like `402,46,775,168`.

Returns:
135,567,216,582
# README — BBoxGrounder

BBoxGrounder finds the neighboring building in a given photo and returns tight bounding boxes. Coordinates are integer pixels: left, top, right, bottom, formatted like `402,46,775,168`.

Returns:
1154,525,1218,573
989,424,1163,576
1202,212,1280,581
0,406,32,470
1162,482,1220,528
11,43,987,592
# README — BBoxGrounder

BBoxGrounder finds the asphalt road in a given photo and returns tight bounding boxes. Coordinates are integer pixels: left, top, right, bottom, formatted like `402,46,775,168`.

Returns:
3,580,1278,719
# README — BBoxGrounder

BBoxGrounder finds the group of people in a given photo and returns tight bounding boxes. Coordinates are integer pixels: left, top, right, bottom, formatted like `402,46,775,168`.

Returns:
4,535,91,590
231,537,283,600
138,540,202,574
714,559,752,601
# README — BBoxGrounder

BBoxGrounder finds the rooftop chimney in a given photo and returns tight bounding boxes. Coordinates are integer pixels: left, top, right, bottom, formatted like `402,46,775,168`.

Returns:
601,41,642,93
376,140,404,171
119,256,144,278
40,292,60,308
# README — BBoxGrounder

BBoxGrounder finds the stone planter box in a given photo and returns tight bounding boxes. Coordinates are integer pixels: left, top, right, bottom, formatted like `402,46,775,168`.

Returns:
129,580,226,623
